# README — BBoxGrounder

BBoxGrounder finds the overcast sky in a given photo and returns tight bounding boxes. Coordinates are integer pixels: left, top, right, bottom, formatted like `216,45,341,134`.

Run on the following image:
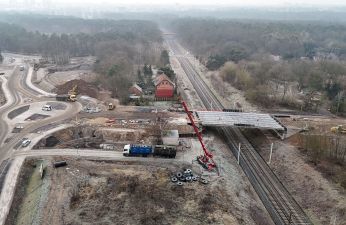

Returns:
52,0,346,6
2,0,346,7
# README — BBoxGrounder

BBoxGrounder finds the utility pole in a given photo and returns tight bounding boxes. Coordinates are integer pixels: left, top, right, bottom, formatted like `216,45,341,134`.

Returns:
336,91,343,114
268,143,274,164
332,212,337,225
237,143,241,164
218,158,223,177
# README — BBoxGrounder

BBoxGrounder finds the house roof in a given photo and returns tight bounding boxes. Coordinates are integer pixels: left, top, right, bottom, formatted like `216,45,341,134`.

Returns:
130,84,143,92
154,74,175,87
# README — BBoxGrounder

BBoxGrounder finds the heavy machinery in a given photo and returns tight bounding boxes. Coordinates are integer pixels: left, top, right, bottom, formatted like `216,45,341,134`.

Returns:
108,103,115,110
123,144,176,158
331,125,346,134
180,99,216,170
68,85,78,96
56,85,78,102
56,94,77,102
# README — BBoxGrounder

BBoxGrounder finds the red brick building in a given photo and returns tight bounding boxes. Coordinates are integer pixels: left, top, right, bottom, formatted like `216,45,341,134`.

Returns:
154,74,175,98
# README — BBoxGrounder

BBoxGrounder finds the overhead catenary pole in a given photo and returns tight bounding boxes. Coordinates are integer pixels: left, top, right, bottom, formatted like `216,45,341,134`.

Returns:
238,143,241,164
268,143,274,164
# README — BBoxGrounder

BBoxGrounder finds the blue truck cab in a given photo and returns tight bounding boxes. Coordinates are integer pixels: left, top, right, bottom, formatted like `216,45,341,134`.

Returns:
123,144,153,156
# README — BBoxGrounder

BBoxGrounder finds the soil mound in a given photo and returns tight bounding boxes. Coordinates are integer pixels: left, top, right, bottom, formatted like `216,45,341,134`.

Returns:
55,79,98,98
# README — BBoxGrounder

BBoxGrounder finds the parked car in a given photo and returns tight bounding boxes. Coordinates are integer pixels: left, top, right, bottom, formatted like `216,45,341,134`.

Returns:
42,105,52,111
21,139,31,147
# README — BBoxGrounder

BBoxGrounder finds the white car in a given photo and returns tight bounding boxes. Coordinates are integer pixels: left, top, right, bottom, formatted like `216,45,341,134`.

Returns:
42,105,52,111
21,139,31,147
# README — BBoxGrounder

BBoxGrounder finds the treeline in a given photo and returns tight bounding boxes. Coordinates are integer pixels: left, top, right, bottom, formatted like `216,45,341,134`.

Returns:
0,20,161,63
0,13,161,37
171,19,346,69
219,59,346,113
171,19,346,114
0,16,163,102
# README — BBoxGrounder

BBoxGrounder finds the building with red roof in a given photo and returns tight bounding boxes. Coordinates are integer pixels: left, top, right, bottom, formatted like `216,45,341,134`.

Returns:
129,84,143,96
154,74,175,98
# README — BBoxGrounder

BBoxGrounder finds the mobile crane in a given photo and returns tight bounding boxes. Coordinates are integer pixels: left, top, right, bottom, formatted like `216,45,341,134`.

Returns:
181,99,216,170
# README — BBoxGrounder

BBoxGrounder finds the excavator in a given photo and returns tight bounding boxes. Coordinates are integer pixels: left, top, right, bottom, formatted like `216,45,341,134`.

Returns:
68,85,78,96
181,98,216,171
331,125,346,134
56,85,78,102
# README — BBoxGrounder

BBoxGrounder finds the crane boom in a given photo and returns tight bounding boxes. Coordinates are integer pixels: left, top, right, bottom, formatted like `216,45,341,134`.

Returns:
181,100,216,170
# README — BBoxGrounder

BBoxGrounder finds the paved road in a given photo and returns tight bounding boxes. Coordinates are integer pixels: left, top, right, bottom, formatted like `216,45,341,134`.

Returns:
0,67,22,147
14,149,182,163
0,61,81,162
0,57,81,224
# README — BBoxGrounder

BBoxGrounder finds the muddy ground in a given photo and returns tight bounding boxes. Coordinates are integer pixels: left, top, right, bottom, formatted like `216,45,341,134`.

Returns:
6,158,249,225
33,124,160,150
55,79,98,99
34,109,191,150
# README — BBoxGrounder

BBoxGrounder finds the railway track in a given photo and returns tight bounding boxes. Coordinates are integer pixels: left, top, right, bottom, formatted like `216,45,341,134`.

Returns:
168,39,313,225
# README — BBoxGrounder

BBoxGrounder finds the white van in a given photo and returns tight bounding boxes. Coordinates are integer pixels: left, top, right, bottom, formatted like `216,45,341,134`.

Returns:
42,105,52,111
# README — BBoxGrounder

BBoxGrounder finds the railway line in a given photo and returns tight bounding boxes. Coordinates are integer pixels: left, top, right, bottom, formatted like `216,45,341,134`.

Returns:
167,38,313,225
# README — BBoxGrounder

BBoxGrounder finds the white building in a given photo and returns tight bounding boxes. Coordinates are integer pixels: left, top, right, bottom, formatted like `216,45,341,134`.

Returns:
162,130,179,146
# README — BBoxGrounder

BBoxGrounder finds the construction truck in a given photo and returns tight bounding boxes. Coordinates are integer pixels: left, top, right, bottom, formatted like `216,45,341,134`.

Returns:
56,94,77,102
108,103,115,110
123,144,176,158
331,125,346,134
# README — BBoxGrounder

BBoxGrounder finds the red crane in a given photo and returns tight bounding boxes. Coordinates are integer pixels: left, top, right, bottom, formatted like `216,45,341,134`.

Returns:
181,99,216,170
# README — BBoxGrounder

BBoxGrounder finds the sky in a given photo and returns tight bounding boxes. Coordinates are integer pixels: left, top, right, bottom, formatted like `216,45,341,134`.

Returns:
2,0,346,7
52,0,346,6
